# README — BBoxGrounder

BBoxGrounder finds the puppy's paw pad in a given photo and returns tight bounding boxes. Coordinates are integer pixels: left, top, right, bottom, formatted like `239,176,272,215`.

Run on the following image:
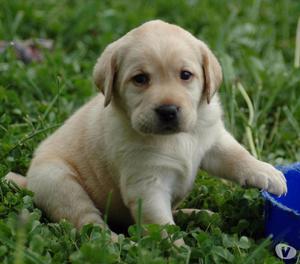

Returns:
260,164,287,196
242,161,287,196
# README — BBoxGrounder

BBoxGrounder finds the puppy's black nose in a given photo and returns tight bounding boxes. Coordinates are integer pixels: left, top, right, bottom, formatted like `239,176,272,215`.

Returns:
155,105,179,122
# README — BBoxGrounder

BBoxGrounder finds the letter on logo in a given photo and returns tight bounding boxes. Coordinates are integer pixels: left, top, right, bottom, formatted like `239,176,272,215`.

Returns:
275,243,297,260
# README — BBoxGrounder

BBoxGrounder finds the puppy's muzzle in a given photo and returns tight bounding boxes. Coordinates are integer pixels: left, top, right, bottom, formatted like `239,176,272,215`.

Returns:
155,104,180,133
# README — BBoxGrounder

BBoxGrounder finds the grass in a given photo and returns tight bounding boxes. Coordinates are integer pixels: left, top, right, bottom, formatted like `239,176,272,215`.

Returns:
0,0,299,263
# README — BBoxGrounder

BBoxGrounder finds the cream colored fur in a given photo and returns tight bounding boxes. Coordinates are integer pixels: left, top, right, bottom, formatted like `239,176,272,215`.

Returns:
5,20,287,242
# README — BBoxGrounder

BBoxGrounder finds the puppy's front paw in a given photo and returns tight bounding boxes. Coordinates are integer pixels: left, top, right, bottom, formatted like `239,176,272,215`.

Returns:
240,160,287,196
173,238,186,247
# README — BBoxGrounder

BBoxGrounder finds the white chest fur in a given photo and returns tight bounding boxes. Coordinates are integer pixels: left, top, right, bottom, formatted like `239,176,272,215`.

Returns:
105,117,219,207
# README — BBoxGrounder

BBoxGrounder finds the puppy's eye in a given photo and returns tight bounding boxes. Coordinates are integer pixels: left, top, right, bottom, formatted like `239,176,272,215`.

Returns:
180,70,193,81
132,73,150,86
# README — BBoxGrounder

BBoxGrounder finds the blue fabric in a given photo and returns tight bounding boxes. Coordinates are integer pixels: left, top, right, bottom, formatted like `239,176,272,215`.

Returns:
262,163,300,262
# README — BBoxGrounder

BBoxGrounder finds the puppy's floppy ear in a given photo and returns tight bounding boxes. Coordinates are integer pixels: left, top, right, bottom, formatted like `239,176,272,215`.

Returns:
199,42,223,104
93,42,118,107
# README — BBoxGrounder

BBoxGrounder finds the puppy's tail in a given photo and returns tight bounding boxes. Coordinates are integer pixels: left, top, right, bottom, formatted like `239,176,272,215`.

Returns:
4,172,27,188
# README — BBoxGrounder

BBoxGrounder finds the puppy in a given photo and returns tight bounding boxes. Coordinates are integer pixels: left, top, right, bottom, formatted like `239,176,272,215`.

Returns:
6,20,287,240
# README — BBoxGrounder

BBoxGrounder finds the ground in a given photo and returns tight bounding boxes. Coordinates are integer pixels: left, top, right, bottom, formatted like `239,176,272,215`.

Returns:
0,0,299,263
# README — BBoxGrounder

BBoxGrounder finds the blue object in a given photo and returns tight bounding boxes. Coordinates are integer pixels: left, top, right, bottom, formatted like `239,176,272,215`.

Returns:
262,163,300,263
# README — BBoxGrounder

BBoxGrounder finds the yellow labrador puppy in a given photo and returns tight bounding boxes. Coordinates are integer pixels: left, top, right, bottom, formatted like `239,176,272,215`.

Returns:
6,20,287,238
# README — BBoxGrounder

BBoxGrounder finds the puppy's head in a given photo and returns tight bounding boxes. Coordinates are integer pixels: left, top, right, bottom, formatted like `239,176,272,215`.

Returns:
93,20,222,135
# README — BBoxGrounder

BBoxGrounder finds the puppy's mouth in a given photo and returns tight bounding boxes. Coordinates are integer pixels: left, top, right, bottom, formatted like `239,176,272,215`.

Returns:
136,121,181,135
156,122,180,135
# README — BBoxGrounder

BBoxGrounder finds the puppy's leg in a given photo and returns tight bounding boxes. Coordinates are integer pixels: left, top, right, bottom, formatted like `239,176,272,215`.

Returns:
128,191,174,225
173,208,214,216
27,159,117,240
5,172,27,188
201,128,287,196
124,186,185,246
